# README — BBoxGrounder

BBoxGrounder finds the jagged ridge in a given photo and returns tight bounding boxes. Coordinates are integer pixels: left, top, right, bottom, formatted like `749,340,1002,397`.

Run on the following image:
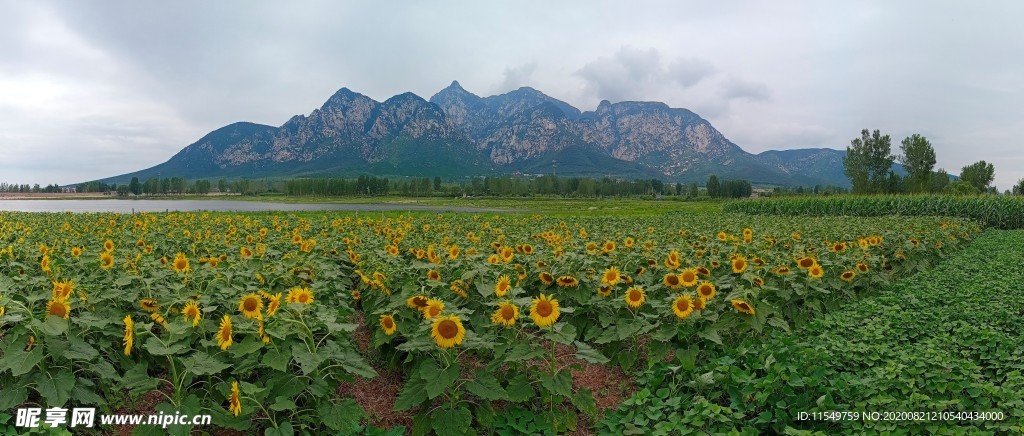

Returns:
100,81,859,187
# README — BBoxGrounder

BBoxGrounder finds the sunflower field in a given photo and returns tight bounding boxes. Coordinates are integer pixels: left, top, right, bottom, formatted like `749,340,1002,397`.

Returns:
0,210,979,434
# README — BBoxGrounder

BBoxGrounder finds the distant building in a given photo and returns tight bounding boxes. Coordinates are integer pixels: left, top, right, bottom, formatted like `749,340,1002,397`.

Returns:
61,186,77,193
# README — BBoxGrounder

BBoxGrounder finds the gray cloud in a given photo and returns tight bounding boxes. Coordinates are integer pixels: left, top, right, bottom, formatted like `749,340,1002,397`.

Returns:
1,1,1023,189
496,62,538,93
720,77,772,102
576,46,717,103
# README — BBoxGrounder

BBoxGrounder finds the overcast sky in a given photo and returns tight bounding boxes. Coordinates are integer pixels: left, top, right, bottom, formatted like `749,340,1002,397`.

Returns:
2,1,1022,189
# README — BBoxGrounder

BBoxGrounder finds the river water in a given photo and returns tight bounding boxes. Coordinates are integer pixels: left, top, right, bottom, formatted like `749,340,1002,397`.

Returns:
0,199,510,214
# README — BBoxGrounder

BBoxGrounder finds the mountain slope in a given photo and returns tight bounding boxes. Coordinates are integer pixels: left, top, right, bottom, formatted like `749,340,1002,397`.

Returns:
99,82,862,187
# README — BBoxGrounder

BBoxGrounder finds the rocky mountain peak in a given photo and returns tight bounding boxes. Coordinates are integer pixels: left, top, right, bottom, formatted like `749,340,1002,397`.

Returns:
99,81,858,188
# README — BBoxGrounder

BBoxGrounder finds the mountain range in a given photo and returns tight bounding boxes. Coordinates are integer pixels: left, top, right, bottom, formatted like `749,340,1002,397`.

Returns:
99,81,865,187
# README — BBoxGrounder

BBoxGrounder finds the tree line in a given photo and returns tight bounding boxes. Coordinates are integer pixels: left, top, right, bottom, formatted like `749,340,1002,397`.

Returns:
843,128,1022,195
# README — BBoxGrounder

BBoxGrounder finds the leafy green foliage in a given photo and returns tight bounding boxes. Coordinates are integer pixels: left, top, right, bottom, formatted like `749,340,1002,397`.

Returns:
604,230,1024,434
726,194,1024,229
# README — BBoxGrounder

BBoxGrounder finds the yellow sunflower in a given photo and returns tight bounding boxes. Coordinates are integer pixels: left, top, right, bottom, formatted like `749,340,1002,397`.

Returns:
601,266,622,286
663,273,681,289
491,301,519,327
407,295,429,311
123,315,134,356
238,293,263,320
100,251,114,270
239,247,253,258
217,315,234,350
696,281,716,300
808,264,824,279
182,300,201,327
539,272,554,286
70,246,82,257
857,262,869,273
694,296,707,310
530,293,560,328
840,270,856,282
602,240,616,253
731,256,748,274
495,275,512,297
423,299,445,320
380,314,397,335
556,275,579,287
797,256,816,269
679,269,699,288
624,286,645,309
139,298,160,313
52,280,74,301
731,299,756,315
171,252,189,273
431,315,466,348
103,239,115,252
672,295,694,319
150,312,168,327
46,298,70,319
265,293,282,317
285,287,314,304
228,381,242,416
427,269,441,281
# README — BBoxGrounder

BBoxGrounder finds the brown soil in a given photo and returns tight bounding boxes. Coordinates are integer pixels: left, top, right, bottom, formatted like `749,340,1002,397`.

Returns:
350,312,371,353
336,368,413,431
112,385,171,436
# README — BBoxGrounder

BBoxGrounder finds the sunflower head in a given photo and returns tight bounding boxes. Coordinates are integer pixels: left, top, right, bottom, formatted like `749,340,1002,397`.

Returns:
100,251,115,270
840,270,856,282
228,381,242,416
407,295,429,310
239,293,263,320
45,298,70,319
139,298,160,313
52,280,74,301
556,275,578,287
539,272,554,286
624,286,645,309
601,266,622,286
697,281,716,300
171,252,189,273
679,269,698,287
731,299,756,315
731,256,748,274
663,273,681,289
217,315,234,350
380,314,397,335
490,301,519,327
495,275,512,297
285,287,314,305
530,293,560,328
431,315,466,348
808,265,824,279
182,300,201,327
673,295,694,319
423,299,444,319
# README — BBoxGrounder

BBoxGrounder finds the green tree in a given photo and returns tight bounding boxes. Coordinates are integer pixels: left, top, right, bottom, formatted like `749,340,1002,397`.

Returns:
1013,178,1024,196
959,160,995,192
128,177,141,196
706,175,720,198
898,134,936,193
944,180,979,196
844,129,894,194
929,169,951,193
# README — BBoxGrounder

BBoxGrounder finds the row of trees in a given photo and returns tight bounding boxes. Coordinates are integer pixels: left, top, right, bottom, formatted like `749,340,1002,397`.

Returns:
0,183,65,193
843,129,1005,195
706,175,754,198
